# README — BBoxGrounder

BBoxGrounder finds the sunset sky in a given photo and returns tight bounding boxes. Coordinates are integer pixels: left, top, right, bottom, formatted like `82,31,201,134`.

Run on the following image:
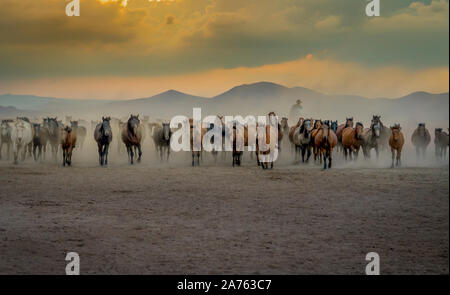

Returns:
0,0,448,99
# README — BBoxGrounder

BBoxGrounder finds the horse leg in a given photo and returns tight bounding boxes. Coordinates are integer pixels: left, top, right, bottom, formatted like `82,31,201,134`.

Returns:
192,152,195,166
127,145,133,165
166,146,170,162
0,142,3,160
322,152,327,170
301,146,305,163
67,147,73,166
397,149,401,167
33,144,37,161
62,148,66,167
137,144,142,163
196,151,200,166
328,150,332,169
391,148,395,168
21,145,27,162
12,143,18,164
38,145,42,161
256,151,260,166
104,143,109,166
98,143,103,166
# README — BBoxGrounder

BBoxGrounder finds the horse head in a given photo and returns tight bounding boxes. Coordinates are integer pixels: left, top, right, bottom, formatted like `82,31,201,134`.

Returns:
355,122,364,140
330,121,338,133
128,115,140,136
268,112,278,126
46,118,60,137
390,124,401,142
321,122,330,142
1,120,11,137
345,117,354,127
101,117,112,137
70,121,79,129
14,120,26,143
314,119,322,130
32,123,40,136
417,123,426,136
162,123,171,141
371,120,381,138
280,117,288,129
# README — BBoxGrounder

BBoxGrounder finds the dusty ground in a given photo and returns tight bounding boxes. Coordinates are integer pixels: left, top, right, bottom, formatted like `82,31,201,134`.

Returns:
0,158,448,274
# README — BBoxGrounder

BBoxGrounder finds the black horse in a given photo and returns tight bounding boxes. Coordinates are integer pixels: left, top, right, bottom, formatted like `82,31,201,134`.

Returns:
94,117,113,166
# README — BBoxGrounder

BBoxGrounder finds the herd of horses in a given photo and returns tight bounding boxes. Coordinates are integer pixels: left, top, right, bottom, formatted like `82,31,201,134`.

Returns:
0,113,448,170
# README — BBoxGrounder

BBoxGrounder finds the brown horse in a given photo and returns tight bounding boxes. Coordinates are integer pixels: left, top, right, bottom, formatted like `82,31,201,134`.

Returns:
61,126,77,166
311,119,322,163
341,122,364,161
289,117,304,144
336,117,354,152
121,115,143,164
314,121,338,170
389,124,405,168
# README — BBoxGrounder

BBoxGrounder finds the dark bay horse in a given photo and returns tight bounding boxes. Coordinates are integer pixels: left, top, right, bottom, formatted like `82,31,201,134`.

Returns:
61,126,77,166
94,117,113,166
121,115,143,164
152,123,172,161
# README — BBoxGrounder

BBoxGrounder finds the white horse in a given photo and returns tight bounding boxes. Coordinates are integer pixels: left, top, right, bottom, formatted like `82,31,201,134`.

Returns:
11,118,33,164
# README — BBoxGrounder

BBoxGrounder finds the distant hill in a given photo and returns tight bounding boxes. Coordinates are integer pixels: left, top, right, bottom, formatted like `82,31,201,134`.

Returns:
0,105,31,118
0,83,448,128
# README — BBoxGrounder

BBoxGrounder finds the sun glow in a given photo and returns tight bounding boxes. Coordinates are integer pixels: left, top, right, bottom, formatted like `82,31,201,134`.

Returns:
98,0,128,7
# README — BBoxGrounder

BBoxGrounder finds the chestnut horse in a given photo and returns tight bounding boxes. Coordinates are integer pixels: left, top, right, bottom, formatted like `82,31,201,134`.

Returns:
61,126,77,166
314,121,338,170
389,124,404,168
311,119,322,163
289,117,304,144
336,117,354,153
342,122,364,161
121,115,143,164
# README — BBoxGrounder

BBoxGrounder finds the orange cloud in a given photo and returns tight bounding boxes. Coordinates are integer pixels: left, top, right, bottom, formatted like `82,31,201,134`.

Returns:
1,56,448,100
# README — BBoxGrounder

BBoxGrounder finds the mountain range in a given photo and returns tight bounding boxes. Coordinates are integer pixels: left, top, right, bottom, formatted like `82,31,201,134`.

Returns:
0,82,448,127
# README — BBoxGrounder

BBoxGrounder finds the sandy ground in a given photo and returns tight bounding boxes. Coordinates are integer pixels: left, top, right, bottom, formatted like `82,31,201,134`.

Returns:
0,150,448,274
